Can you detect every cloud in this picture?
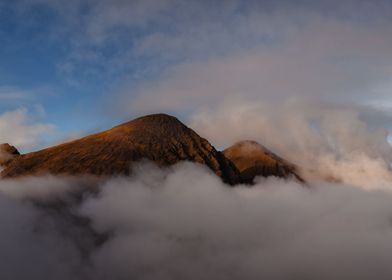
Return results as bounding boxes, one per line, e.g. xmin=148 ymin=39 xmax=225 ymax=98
xmin=12 ymin=0 xmax=392 ymax=98
xmin=0 ymin=107 xmax=55 ymax=151
xmin=0 ymin=142 xmax=391 ymax=280
xmin=8 ymin=1 xmax=392 ymax=130
xmin=0 ymin=87 xmax=32 ymax=102
xmin=114 ymin=16 xmax=392 ymax=116
xmin=189 ymin=99 xmax=392 ymax=189
xmin=79 ymin=163 xmax=392 ymax=280
xmin=1 ymin=161 xmax=392 ymax=280
xmin=0 ymin=177 xmax=86 ymax=280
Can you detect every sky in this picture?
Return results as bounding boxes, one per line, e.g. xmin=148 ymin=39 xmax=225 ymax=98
xmin=1 ymin=0 xmax=392 ymax=151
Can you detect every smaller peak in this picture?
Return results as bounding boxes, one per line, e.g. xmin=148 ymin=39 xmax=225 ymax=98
xmin=231 ymin=140 xmax=265 ymax=148
xmin=224 ymin=139 xmax=304 ymax=183
xmin=225 ymin=140 xmax=271 ymax=154
xmin=0 ymin=143 xmax=20 ymax=166
xmin=0 ymin=143 xmax=20 ymax=156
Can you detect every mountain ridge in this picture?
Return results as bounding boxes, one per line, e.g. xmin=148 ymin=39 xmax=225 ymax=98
xmin=0 ymin=114 xmax=241 ymax=184
xmin=1 ymin=114 xmax=302 ymax=185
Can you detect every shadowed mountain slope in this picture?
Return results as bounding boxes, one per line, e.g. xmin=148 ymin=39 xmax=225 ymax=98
xmin=1 ymin=114 xmax=240 ymax=184
xmin=223 ymin=140 xmax=304 ymax=184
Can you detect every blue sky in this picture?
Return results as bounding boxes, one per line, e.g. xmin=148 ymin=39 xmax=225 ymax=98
xmin=1 ymin=0 xmax=392 ymax=151
xmin=0 ymin=1 xmax=116 ymax=133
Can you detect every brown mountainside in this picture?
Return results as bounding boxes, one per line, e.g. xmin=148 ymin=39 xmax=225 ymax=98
xmin=1 ymin=114 xmax=240 ymax=184
xmin=223 ymin=140 xmax=303 ymax=184
xmin=0 ymin=143 xmax=20 ymax=166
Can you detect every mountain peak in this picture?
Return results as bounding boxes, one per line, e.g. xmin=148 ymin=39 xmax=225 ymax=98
xmin=1 ymin=114 xmax=241 ymax=184
xmin=118 ymin=113 xmax=183 ymax=128
xmin=133 ymin=113 xmax=182 ymax=123
xmin=111 ymin=113 xmax=191 ymax=139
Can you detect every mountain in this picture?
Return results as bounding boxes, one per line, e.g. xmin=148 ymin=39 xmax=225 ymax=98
xmin=0 ymin=114 xmax=241 ymax=185
xmin=0 ymin=143 xmax=20 ymax=166
xmin=223 ymin=140 xmax=303 ymax=184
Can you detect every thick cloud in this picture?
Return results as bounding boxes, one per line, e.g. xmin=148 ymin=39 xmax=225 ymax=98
xmin=0 ymin=177 xmax=85 ymax=280
xmin=1 ymin=161 xmax=392 ymax=280
xmin=80 ymin=163 xmax=392 ymax=280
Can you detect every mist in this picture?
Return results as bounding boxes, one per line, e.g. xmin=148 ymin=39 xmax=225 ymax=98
xmin=82 ymin=163 xmax=392 ymax=280
xmin=190 ymin=99 xmax=392 ymax=190
xmin=0 ymin=157 xmax=391 ymax=280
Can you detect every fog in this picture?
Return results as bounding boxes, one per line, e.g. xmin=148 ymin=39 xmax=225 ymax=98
xmin=0 ymin=159 xmax=391 ymax=280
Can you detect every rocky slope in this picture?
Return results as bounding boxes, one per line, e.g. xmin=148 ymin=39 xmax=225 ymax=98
xmin=223 ymin=140 xmax=303 ymax=184
xmin=0 ymin=143 xmax=20 ymax=166
xmin=0 ymin=114 xmax=241 ymax=184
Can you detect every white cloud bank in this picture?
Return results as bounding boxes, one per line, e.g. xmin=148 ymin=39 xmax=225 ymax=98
xmin=1 ymin=162 xmax=392 ymax=280
xmin=81 ymin=164 xmax=392 ymax=280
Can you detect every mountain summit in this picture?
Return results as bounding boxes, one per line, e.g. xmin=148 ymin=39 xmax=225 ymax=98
xmin=0 ymin=114 xmax=240 ymax=184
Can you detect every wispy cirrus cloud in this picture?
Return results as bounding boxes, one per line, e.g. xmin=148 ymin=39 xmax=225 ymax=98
xmin=0 ymin=86 xmax=32 ymax=102
xmin=15 ymin=0 xmax=392 ymax=89
xmin=4 ymin=0 xmax=392 ymax=149
xmin=113 ymin=17 xmax=392 ymax=115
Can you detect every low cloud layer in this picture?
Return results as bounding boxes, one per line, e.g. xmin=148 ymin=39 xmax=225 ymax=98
xmin=1 ymin=161 xmax=392 ymax=280
xmin=82 ymin=164 xmax=392 ymax=280
xmin=0 ymin=177 xmax=83 ymax=280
